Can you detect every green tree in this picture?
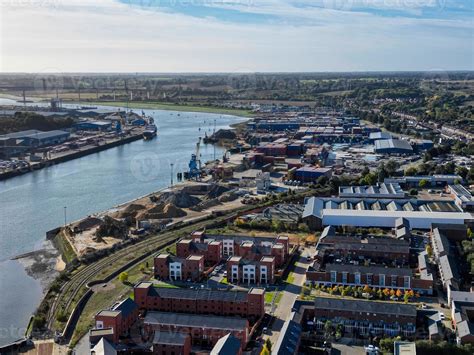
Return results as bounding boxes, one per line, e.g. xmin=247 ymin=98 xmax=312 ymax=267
xmin=119 ymin=271 xmax=129 ymax=283
xmin=467 ymin=228 xmax=474 ymax=239
xmin=317 ymin=175 xmax=328 ymax=186
xmin=324 ymin=320 xmax=333 ymax=339
xmin=265 ymin=339 xmax=272 ymax=352
xmin=418 ymin=179 xmax=428 ymax=188
xmin=426 ymin=244 xmax=433 ymax=258
xmin=385 ymin=159 xmax=399 ymax=176
xmin=379 ymin=337 xmax=401 ymax=352
xmin=405 ymin=166 xmax=418 ymax=176
xmin=260 ymin=345 xmax=270 ymax=355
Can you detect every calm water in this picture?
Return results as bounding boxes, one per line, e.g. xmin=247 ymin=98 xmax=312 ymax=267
xmin=0 ymin=100 xmax=246 ymax=346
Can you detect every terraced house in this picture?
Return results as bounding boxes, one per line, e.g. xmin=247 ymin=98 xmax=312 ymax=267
xmin=177 ymin=232 xmax=290 ymax=268
xmin=94 ymin=298 xmax=139 ymax=343
xmin=310 ymin=297 xmax=417 ymax=338
xmin=227 ymin=256 xmax=276 ymax=285
xmin=133 ymin=282 xmax=265 ymax=321
xmin=154 ymin=253 xmax=204 ymax=282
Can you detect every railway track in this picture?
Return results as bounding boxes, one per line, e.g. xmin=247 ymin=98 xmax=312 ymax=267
xmin=44 ymin=208 xmax=246 ymax=334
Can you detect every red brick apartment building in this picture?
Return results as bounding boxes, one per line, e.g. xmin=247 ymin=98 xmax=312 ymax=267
xmin=177 ymin=232 xmax=290 ymax=268
xmin=94 ymin=298 xmax=139 ymax=342
xmin=154 ymin=253 xmax=204 ymax=282
xmin=308 ymin=297 xmax=417 ymax=337
xmin=306 ymin=263 xmax=433 ymax=294
xmin=308 ymin=226 xmax=433 ymax=294
xmin=227 ymin=256 xmax=275 ymax=285
xmin=134 ymin=282 xmax=265 ymax=321
xmin=152 ymin=331 xmax=192 ymax=355
xmin=144 ymin=312 xmax=249 ymax=350
xmin=176 ymin=239 xmax=222 ymax=266
xmin=314 ymin=226 xmax=410 ymax=264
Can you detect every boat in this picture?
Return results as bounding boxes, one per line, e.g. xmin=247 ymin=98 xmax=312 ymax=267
xmin=143 ymin=124 xmax=157 ymax=140
xmin=79 ymin=106 xmax=98 ymax=110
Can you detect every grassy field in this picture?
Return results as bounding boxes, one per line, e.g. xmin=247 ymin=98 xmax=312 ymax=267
xmin=86 ymin=101 xmax=255 ymax=117
xmin=265 ymin=291 xmax=283 ymax=304
xmin=285 ymin=272 xmax=295 ymax=284
xmin=70 ymin=253 xmax=156 ymax=346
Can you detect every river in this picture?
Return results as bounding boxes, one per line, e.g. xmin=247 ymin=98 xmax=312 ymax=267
xmin=0 ymin=99 xmax=246 ymax=346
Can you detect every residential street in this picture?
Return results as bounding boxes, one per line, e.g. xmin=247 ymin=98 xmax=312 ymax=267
xmin=264 ymin=250 xmax=312 ymax=345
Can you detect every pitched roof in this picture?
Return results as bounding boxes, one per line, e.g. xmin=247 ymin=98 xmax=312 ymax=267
xmin=153 ymin=331 xmax=189 ymax=346
xmin=148 ymin=287 xmax=249 ymax=302
xmin=144 ymin=312 xmax=248 ymax=331
xmin=210 ymin=333 xmax=241 ymax=355
xmin=314 ymin=297 xmax=417 ymax=318
xmin=113 ymin=297 xmax=138 ymax=318
xmin=91 ymin=337 xmax=117 ymax=355
xmin=273 ymin=319 xmax=302 ymax=355
xmin=325 ymin=263 xmax=412 ymax=277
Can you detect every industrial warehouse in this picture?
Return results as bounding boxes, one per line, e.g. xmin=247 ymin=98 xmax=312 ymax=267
xmin=302 ymin=196 xmax=473 ymax=229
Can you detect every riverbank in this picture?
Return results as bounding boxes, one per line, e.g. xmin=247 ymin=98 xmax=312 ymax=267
xmin=0 ymin=128 xmax=144 ymax=181
xmin=0 ymin=107 xmax=246 ymax=348
xmin=84 ymin=100 xmax=255 ymax=117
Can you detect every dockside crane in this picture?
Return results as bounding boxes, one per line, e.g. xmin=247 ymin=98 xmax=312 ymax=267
xmin=188 ymin=137 xmax=202 ymax=180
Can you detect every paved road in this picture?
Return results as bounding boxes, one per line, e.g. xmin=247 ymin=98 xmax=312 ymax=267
xmin=265 ymin=250 xmax=312 ymax=345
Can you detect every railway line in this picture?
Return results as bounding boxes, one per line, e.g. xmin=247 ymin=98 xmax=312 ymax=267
xmin=43 ymin=207 xmax=249 ymax=337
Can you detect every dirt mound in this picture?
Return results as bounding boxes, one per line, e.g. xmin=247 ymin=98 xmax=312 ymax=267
xmin=151 ymin=190 xmax=201 ymax=208
xmin=114 ymin=203 xmax=147 ymax=219
xmin=124 ymin=203 xmax=147 ymax=213
xmin=218 ymin=190 xmax=239 ymax=203
xmin=136 ymin=203 xmax=187 ymax=220
xmin=212 ymin=129 xmax=236 ymax=140
xmin=147 ymin=203 xmax=167 ymax=214
xmin=75 ymin=217 xmax=102 ymax=231
xmin=205 ymin=184 xmax=231 ymax=199
xmin=191 ymin=198 xmax=221 ymax=212
xmin=162 ymin=203 xmax=187 ymax=218
xmin=95 ymin=216 xmax=128 ymax=240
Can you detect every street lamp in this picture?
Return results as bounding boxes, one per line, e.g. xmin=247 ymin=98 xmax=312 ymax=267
xmin=64 ymin=206 xmax=67 ymax=227
xmin=170 ymin=163 xmax=174 ymax=187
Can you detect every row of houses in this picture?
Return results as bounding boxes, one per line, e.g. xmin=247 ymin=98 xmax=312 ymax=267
xmin=91 ymin=283 xmax=266 ymax=353
xmin=176 ymin=232 xmax=290 ymax=268
xmin=306 ymin=226 xmax=434 ymax=295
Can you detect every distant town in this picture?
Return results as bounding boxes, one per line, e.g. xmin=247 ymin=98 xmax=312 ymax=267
xmin=0 ymin=72 xmax=473 ymax=355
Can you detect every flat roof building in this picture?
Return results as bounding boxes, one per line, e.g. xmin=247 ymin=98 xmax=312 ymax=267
xmin=374 ymin=139 xmax=413 ymax=154
xmin=0 ymin=129 xmax=70 ymax=148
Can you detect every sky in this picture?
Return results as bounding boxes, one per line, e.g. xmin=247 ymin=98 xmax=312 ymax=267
xmin=0 ymin=0 xmax=472 ymax=72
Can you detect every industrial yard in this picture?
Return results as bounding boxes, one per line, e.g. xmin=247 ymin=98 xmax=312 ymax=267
xmin=0 ymin=73 xmax=473 ymax=355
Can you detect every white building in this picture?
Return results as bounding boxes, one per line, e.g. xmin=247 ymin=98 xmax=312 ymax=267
xmin=302 ymin=197 xmax=473 ymax=230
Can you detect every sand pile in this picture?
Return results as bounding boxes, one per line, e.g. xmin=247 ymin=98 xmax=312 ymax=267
xmin=114 ymin=203 xmax=147 ymax=219
xmin=136 ymin=203 xmax=187 ymax=220
xmin=75 ymin=217 xmax=102 ymax=231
